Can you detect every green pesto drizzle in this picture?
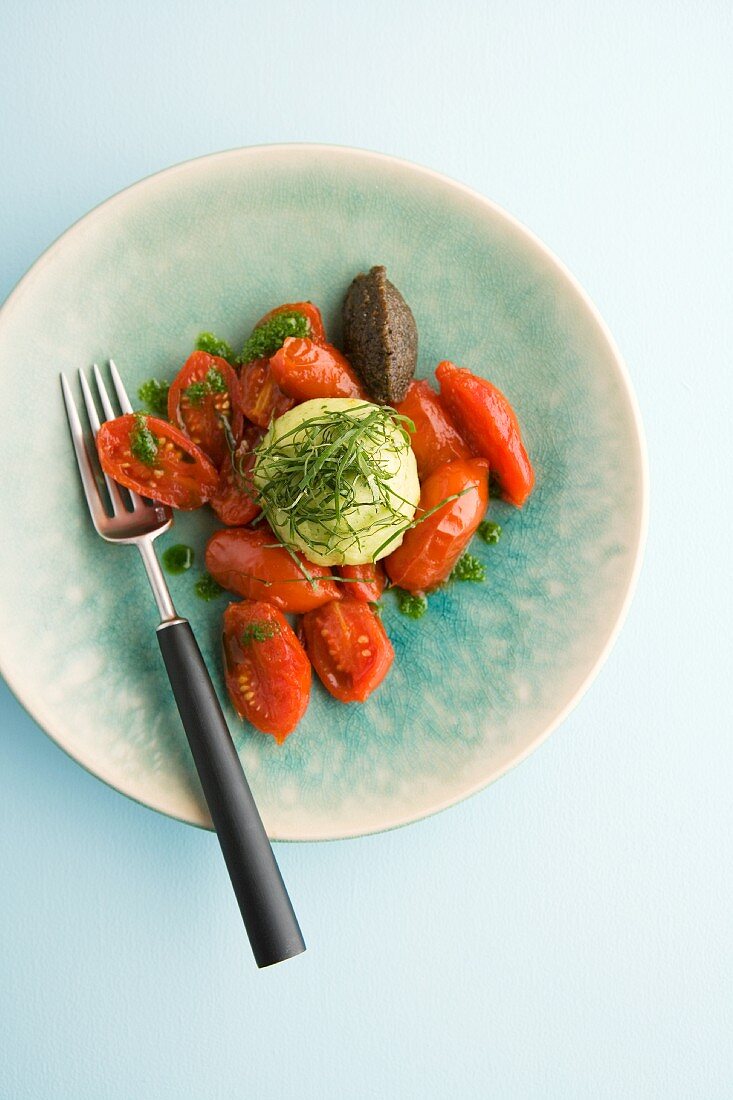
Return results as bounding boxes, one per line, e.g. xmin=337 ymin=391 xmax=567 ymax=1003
xmin=129 ymin=414 xmax=158 ymax=466
xmin=240 ymin=621 xmax=280 ymax=644
xmin=195 ymin=332 xmax=234 ymax=361
xmin=185 ymin=366 xmax=227 ymax=406
xmin=238 ymin=310 xmax=310 ymax=364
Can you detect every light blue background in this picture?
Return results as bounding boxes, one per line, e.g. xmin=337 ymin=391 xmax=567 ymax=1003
xmin=1 ymin=2 xmax=730 ymax=1097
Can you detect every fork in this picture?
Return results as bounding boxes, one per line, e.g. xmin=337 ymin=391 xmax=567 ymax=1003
xmin=61 ymin=361 xmax=306 ymax=969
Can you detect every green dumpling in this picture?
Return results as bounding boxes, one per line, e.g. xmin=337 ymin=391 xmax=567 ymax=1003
xmin=253 ymin=398 xmax=420 ymax=567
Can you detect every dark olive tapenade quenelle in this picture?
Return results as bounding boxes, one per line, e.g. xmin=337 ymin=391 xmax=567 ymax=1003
xmin=341 ymin=265 xmax=418 ymax=404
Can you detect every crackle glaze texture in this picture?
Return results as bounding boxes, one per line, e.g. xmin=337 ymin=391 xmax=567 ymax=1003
xmin=0 ymin=147 xmax=645 ymax=839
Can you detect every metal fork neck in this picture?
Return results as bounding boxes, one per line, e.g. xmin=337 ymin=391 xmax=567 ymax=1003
xmin=137 ymin=537 xmax=177 ymax=622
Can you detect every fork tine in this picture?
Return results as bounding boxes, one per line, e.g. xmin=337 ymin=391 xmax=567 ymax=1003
xmin=79 ymin=368 xmax=128 ymax=517
xmin=108 ymin=359 xmax=147 ymax=511
xmin=60 ymin=373 xmax=109 ymax=531
xmin=78 ymin=370 xmax=103 ymax=436
xmin=109 ymin=359 xmax=134 ymax=414
xmin=92 ymin=362 xmax=117 ymax=421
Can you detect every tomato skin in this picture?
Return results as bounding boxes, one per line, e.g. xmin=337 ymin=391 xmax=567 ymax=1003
xmin=210 ymin=424 xmax=263 ymax=527
xmin=435 ymin=360 xmax=534 ymax=507
xmin=385 ymin=458 xmax=489 ymax=592
xmin=222 ymin=601 xmax=311 ymax=741
xmin=395 ymin=379 xmax=471 ymax=480
xmin=339 ymin=561 xmax=386 ymax=603
xmin=97 ymin=414 xmax=218 ymax=510
xmin=256 ymin=301 xmax=326 ymax=344
xmin=205 ymin=527 xmax=342 ymax=613
xmin=269 ymin=338 xmax=366 ymax=401
xmin=167 ymin=351 xmax=242 ymax=467
xmin=237 ymin=358 xmax=295 ymax=428
xmin=302 ymin=599 xmax=394 ymax=703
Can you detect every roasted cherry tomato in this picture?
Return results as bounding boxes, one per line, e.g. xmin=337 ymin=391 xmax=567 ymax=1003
xmin=97 ymin=413 xmax=218 ymax=510
xmin=222 ymin=601 xmax=311 ymax=741
xmin=256 ymin=301 xmax=326 ymax=344
xmin=385 ymin=458 xmax=489 ymax=592
xmin=210 ymin=424 xmax=263 ymax=527
xmin=269 ymin=338 xmax=366 ymax=402
xmin=167 ymin=351 xmax=241 ymax=467
xmin=237 ymin=358 xmax=295 ymax=428
xmin=435 ymin=360 xmax=534 ymax=506
xmin=396 ymin=379 xmax=471 ymax=480
xmin=302 ymin=599 xmax=394 ymax=703
xmin=339 ymin=561 xmax=386 ymax=603
xmin=206 ymin=527 xmax=341 ymax=613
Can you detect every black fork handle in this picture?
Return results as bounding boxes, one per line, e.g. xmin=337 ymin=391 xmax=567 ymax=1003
xmin=156 ymin=618 xmax=305 ymax=968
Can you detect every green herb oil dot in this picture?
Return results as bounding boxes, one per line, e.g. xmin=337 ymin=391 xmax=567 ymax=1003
xmin=396 ymin=590 xmax=427 ymax=619
xmin=162 ymin=544 xmax=194 ymax=575
xmin=450 ymin=553 xmax=486 ymax=583
xmin=478 ymin=520 xmax=502 ymax=544
xmin=195 ymin=573 xmax=224 ymax=601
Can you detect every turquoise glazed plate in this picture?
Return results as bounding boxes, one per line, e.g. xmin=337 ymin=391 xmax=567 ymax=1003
xmin=0 ymin=146 xmax=647 ymax=840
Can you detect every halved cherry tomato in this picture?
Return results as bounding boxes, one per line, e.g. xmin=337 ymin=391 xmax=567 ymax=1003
xmin=206 ymin=527 xmax=341 ymax=613
xmin=396 ymin=379 xmax=471 ymax=479
xmin=237 ymin=358 xmax=295 ymax=428
xmin=385 ymin=457 xmax=489 ymax=592
xmin=167 ymin=351 xmax=241 ymax=467
xmin=256 ymin=301 xmax=326 ymax=344
xmin=339 ymin=561 xmax=386 ymax=603
xmin=97 ymin=414 xmax=218 ymax=510
xmin=435 ymin=360 xmax=534 ymax=507
xmin=222 ymin=601 xmax=311 ymax=741
xmin=269 ymin=338 xmax=366 ymax=402
xmin=210 ymin=424 xmax=263 ymax=527
xmin=302 ymin=599 xmax=394 ymax=703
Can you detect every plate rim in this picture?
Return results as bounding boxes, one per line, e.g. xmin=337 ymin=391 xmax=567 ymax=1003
xmin=0 ymin=142 xmax=650 ymax=841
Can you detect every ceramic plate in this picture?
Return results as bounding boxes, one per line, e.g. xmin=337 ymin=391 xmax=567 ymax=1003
xmin=0 ymin=146 xmax=647 ymax=840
